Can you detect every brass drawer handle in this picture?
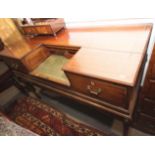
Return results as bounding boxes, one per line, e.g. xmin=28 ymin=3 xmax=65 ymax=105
xmin=87 ymin=83 xmax=102 ymax=96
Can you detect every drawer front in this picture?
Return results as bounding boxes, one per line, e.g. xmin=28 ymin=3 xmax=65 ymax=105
xmin=23 ymin=27 xmax=37 ymax=35
xmin=141 ymin=98 xmax=155 ymax=117
xmin=35 ymin=26 xmax=52 ymax=34
xmin=136 ymin=113 xmax=155 ymax=135
xmin=66 ymin=73 xmax=128 ymax=108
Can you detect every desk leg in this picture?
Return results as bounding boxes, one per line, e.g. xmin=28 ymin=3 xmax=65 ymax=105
xmin=123 ymin=119 xmax=130 ymax=136
xmin=13 ymin=77 xmax=41 ymax=99
xmin=25 ymin=82 xmax=42 ymax=99
xmin=13 ymin=77 xmax=29 ymax=96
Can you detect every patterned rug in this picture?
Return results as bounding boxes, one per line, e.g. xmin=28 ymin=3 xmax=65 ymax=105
xmin=0 ymin=112 xmax=37 ymax=136
xmin=7 ymin=97 xmax=112 ymax=136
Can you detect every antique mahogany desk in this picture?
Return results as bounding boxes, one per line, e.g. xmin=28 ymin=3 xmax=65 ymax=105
xmin=0 ymin=22 xmax=152 ymax=135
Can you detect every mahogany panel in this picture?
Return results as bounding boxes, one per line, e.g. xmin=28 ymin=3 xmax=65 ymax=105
xmin=141 ymin=98 xmax=155 ymax=117
xmin=145 ymin=79 xmax=155 ymax=100
xmin=22 ymin=46 xmax=50 ymax=71
xmin=150 ymin=62 xmax=155 ymax=79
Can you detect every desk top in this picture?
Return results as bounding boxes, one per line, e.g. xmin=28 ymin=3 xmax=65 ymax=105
xmin=28 ymin=24 xmax=151 ymax=53
xmin=0 ymin=21 xmax=152 ymax=86
xmin=63 ymin=47 xmax=144 ymax=86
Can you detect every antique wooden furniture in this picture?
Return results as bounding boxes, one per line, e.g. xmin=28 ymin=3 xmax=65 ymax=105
xmin=21 ymin=18 xmax=65 ymax=36
xmin=133 ymin=43 xmax=155 ymax=134
xmin=0 ymin=22 xmax=152 ymax=135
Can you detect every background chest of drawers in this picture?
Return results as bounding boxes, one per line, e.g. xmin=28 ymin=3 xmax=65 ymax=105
xmin=134 ymin=44 xmax=155 ymax=135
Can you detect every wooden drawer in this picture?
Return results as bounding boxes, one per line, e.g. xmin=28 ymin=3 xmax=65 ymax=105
xmin=22 ymin=27 xmax=37 ymax=35
xmin=135 ymin=113 xmax=155 ymax=135
xmin=66 ymin=72 xmax=128 ymax=108
xmin=35 ymin=26 xmax=52 ymax=35
xmin=22 ymin=46 xmax=50 ymax=72
xmin=141 ymin=98 xmax=155 ymax=117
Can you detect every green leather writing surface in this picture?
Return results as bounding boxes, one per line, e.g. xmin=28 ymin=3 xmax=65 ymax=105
xmin=31 ymin=55 xmax=70 ymax=86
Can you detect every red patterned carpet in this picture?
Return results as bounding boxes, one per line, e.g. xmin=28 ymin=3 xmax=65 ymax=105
xmin=7 ymin=97 xmax=112 ymax=136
